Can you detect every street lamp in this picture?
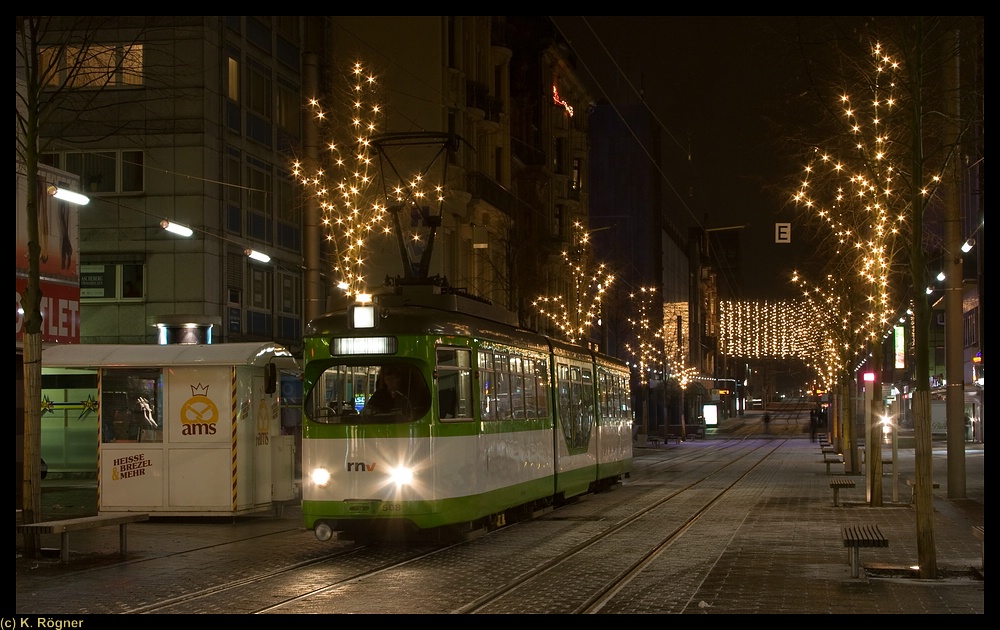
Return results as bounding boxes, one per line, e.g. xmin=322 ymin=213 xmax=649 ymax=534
xmin=160 ymin=220 xmax=193 ymax=237
xmin=47 ymin=185 xmax=89 ymax=206
xmin=245 ymin=249 xmax=271 ymax=263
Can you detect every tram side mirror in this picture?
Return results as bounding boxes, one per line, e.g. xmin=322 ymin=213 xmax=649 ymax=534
xmin=264 ymin=362 xmax=277 ymax=394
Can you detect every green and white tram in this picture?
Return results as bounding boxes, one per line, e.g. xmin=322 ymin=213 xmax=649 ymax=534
xmin=301 ymin=284 xmax=632 ymax=541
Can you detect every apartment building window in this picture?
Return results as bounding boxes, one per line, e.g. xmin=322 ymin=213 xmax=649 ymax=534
xmin=571 ymin=157 xmax=582 ymax=192
xmin=226 ymin=53 xmax=240 ymax=101
xmin=275 ymin=19 xmax=300 ymax=71
xmin=224 ymin=48 xmax=241 ymax=132
xmin=276 ymin=16 xmax=300 ymax=39
xmin=80 ymin=263 xmax=144 ymax=301
xmin=250 ymin=266 xmax=272 ymax=310
xmin=246 ymin=17 xmax=272 ymax=54
xmin=247 ymin=58 xmax=273 ymax=146
xmin=226 ymin=251 xmax=244 ymax=334
xmin=247 ymin=61 xmax=271 ymax=118
xmin=964 ymin=307 xmax=980 ymax=348
xmin=246 ymin=162 xmax=272 ymax=242
xmin=42 ymin=44 xmax=144 ymax=88
xmin=275 ymin=78 xmax=300 ymax=135
xmin=552 ymin=204 xmax=564 ymax=238
xmin=45 ymin=150 xmax=144 ymax=194
xmin=247 ymin=265 xmax=273 ymax=337
xmin=279 ymin=272 xmax=300 ymax=316
xmin=225 ymin=150 xmax=242 ymax=234
xmin=554 ymin=137 xmax=566 ymax=174
xmin=277 ymin=272 xmax=301 ymax=340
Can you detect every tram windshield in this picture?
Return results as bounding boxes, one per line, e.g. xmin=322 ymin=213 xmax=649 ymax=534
xmin=306 ymin=362 xmax=430 ymax=424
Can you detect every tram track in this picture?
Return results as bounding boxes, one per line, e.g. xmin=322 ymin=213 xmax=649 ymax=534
xmin=144 ymin=436 xmax=788 ymax=614
xmin=454 ymin=438 xmax=787 ymax=613
xmin=19 ymin=434 xmax=794 ymax=615
xmin=125 ymin=541 xmax=467 ymax=614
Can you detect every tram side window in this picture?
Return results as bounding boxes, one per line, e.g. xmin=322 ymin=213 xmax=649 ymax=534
xmin=599 ymin=371 xmax=610 ymax=419
xmin=479 ymin=351 xmax=496 ymax=421
xmin=494 ymin=353 xmax=511 ymax=419
xmin=519 ymin=356 xmax=536 ymax=418
xmin=436 ymin=347 xmax=472 ymax=420
xmin=618 ymin=373 xmax=631 ymax=418
xmin=509 ymin=355 xmax=526 ymax=418
xmin=580 ymin=368 xmax=594 ymax=437
xmin=101 ymin=368 xmax=163 ymax=443
xmin=557 ymin=363 xmax=573 ymax=444
xmin=533 ymin=358 xmax=550 ymax=417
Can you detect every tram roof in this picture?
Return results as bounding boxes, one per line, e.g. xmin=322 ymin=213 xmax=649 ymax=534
xmin=41 ymin=342 xmax=295 ymax=369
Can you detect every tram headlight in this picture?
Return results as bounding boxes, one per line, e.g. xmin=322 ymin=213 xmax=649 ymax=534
xmin=388 ymin=466 xmax=414 ymax=487
xmin=311 ymin=467 xmax=332 ymax=487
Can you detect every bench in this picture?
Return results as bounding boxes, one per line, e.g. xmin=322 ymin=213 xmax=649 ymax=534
xmin=829 ymin=477 xmax=856 ymax=506
xmin=972 ymin=525 xmax=984 ymax=571
xmin=842 ymin=524 xmax=889 ymax=578
xmin=663 ymin=434 xmax=682 ymax=444
xmin=905 ymin=478 xmax=940 ymax=504
xmin=823 ymin=453 xmax=845 ymax=475
xmin=16 ymin=512 xmax=149 ymax=563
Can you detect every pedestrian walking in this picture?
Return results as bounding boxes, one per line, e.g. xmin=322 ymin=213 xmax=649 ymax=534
xmin=762 ymin=412 xmax=771 ymax=434
xmin=809 ymin=409 xmax=818 ymax=442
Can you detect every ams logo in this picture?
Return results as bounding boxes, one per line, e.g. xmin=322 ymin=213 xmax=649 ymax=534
xmin=179 ymin=383 xmax=219 ymax=436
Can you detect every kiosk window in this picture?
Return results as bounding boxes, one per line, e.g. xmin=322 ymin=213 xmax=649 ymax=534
xmin=101 ymin=368 xmax=163 ymax=443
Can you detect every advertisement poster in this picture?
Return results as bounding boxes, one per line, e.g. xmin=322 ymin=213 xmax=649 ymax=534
xmin=15 ymin=164 xmax=81 ymax=345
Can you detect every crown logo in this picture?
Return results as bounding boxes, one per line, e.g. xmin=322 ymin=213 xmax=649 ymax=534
xmin=190 ymin=383 xmax=210 ymax=397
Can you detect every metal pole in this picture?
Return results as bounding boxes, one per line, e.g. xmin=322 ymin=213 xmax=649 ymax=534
xmin=864 ymin=379 xmax=872 ymax=503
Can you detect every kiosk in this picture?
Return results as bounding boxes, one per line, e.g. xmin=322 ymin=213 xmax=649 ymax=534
xmin=41 ymin=343 xmax=298 ymax=516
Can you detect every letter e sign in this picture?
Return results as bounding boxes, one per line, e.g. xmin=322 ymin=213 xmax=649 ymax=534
xmin=775 ymin=223 xmax=791 ymax=244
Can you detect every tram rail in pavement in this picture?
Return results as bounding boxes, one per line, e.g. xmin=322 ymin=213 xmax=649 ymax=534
xmin=16 ymin=414 xmax=984 ymax=615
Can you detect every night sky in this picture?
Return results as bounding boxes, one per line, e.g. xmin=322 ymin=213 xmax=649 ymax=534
xmin=550 ymin=16 xmax=849 ymax=302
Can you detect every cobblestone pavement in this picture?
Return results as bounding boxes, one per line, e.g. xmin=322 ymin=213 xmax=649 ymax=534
xmin=16 ymin=415 xmax=984 ymax=615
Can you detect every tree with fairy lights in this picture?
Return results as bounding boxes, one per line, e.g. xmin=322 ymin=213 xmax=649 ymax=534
xmin=788 ymin=20 xmax=983 ymax=578
xmin=623 ymin=286 xmax=699 ymax=441
xmin=789 ymin=269 xmax=879 ymax=469
xmin=532 ymin=221 xmax=614 ymax=345
xmin=292 ymin=62 xmax=393 ymax=301
xmin=623 ymin=287 xmax=661 ymax=440
xmin=793 ymin=43 xmax=917 ymax=509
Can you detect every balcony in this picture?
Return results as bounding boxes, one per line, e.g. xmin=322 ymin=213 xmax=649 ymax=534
xmin=466 ymin=81 xmax=501 ymax=129
xmin=467 ymin=171 xmax=517 ymax=216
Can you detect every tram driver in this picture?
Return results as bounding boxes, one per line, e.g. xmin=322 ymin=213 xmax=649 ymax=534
xmin=362 ymin=363 xmax=430 ymax=420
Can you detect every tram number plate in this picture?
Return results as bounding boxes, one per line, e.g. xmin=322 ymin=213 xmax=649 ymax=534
xmin=345 ymin=500 xmax=379 ymax=514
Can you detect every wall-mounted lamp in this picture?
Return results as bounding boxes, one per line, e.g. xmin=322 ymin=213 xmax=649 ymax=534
xmin=245 ymin=248 xmax=271 ymax=263
xmin=160 ymin=220 xmax=194 ymax=237
xmin=961 ymin=238 xmax=976 ymax=253
xmin=47 ymin=185 xmax=90 ymax=206
xmin=936 ymin=271 xmax=946 ymax=282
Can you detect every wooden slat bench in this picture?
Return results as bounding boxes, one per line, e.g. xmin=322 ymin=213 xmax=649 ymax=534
xmin=16 ymin=512 xmax=149 ymax=563
xmin=823 ymin=453 xmax=845 ymax=475
xmin=972 ymin=525 xmax=984 ymax=571
xmin=829 ymin=477 xmax=856 ymax=507
xmin=663 ymin=434 xmax=682 ymax=445
xmin=842 ymin=524 xmax=889 ymax=578
xmin=905 ymin=478 xmax=940 ymax=504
